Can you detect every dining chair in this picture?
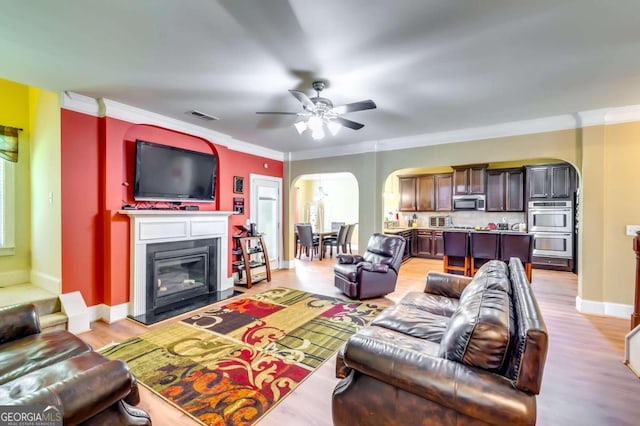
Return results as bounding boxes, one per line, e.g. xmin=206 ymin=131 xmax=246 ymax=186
xmin=331 ymin=221 xmax=346 ymax=231
xmin=500 ymin=233 xmax=534 ymax=282
xmin=344 ymin=223 xmax=357 ymax=254
xmin=324 ymin=224 xmax=349 ymax=257
xmin=442 ymin=231 xmax=470 ymax=276
xmin=469 ymin=232 xmax=500 ymax=275
xmin=295 ymin=224 xmax=319 ymax=260
xmin=294 ymin=222 xmax=311 ymax=257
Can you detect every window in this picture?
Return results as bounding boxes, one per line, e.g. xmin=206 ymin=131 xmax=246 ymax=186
xmin=0 ymin=159 xmax=15 ymax=255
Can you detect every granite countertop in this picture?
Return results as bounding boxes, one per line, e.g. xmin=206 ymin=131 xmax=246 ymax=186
xmin=384 ymin=227 xmax=530 ymax=234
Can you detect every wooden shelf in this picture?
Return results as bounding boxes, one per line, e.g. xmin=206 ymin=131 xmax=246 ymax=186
xmin=232 ymin=235 xmax=271 ymax=288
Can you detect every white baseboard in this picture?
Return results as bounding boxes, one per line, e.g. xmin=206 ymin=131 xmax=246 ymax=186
xmin=59 ymin=291 xmax=90 ymax=334
xmin=280 ymin=260 xmax=295 ymax=269
xmin=220 ymin=276 xmax=234 ymax=291
xmin=87 ymin=302 xmax=129 ymax=323
xmin=576 ymin=296 xmax=633 ymax=319
xmin=30 ymin=270 xmax=61 ymax=294
xmin=0 ymin=269 xmax=29 ymax=287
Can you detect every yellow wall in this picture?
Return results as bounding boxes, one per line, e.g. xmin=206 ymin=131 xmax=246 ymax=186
xmin=0 ymin=78 xmax=31 ymax=278
xmin=29 ymin=88 xmax=61 ymax=291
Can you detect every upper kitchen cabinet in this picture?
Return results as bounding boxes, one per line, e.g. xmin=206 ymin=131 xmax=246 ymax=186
xmin=399 ymin=176 xmax=417 ymax=211
xmin=486 ymin=168 xmax=524 ymax=211
xmin=398 ymin=173 xmax=451 ymax=212
xmin=526 ymin=163 xmax=575 ymax=200
xmin=452 ymin=164 xmax=487 ymax=195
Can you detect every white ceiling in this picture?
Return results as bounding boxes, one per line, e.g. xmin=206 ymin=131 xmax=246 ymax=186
xmin=1 ymin=0 xmax=640 ymax=155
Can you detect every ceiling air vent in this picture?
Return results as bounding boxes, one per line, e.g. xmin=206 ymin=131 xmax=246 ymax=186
xmin=187 ymin=110 xmax=219 ymax=121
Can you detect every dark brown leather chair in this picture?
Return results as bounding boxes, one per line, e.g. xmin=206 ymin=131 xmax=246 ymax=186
xmin=442 ymin=231 xmax=470 ymax=276
xmin=500 ymin=233 xmax=534 ymax=281
xmin=334 ymin=233 xmax=406 ymax=299
xmin=470 ymin=232 xmax=500 ymax=275
xmin=0 ymin=304 xmax=151 ymax=425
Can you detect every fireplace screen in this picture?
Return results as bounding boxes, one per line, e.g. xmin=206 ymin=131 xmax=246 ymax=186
xmin=155 ymin=253 xmax=207 ymax=300
xmin=146 ymin=239 xmax=218 ymax=313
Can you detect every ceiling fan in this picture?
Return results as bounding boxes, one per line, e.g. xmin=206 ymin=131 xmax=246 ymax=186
xmin=256 ymin=81 xmax=376 ymax=139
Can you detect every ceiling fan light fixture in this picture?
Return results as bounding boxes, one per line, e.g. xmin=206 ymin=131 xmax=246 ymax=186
xmin=327 ymin=120 xmax=341 ymax=136
xmin=312 ymin=127 xmax=325 ymax=140
xmin=307 ymin=115 xmax=323 ymax=132
xmin=294 ymin=121 xmax=307 ymax=134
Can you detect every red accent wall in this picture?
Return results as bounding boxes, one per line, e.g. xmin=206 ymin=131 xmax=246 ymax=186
xmin=61 ymin=110 xmax=283 ymax=307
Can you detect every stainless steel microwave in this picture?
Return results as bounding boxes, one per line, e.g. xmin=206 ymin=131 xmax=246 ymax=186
xmin=452 ymin=195 xmax=486 ymax=211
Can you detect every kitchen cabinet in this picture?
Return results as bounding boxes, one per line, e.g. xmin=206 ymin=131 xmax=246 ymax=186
xmin=399 ymin=230 xmax=415 ymax=261
xmin=415 ymin=230 xmax=444 ymax=259
xmin=398 ymin=176 xmax=417 ymax=211
xmin=526 ymin=163 xmax=574 ymax=200
xmin=452 ymin=164 xmax=487 ymax=195
xmin=398 ymin=174 xmax=451 ymax=212
xmin=434 ymin=174 xmax=453 ymax=211
xmin=486 ymin=168 xmax=524 ymax=211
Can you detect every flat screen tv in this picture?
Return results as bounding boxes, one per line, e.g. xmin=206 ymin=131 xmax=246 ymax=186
xmin=134 ymin=139 xmax=217 ymax=202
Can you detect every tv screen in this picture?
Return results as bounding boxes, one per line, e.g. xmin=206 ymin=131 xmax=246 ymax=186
xmin=134 ymin=140 xmax=217 ymax=202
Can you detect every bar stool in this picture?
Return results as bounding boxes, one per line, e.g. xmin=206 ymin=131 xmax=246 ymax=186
xmin=442 ymin=231 xmax=470 ymax=276
xmin=470 ymin=232 xmax=500 ymax=275
xmin=500 ymin=233 xmax=534 ymax=282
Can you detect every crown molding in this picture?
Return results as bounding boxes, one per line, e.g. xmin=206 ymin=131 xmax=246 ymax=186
xmin=61 ymin=92 xmax=285 ymax=161
xmin=290 ymin=104 xmax=640 ymax=161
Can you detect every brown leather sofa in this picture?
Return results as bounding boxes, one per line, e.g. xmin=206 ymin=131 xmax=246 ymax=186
xmin=334 ymin=233 xmax=406 ymax=299
xmin=0 ymin=303 xmax=151 ymax=425
xmin=333 ymin=258 xmax=548 ymax=426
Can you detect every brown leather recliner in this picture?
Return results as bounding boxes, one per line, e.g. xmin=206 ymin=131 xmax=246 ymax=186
xmin=334 ymin=233 xmax=406 ymax=299
xmin=0 ymin=303 xmax=151 ymax=425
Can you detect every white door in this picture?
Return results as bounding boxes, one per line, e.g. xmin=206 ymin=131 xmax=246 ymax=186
xmin=250 ymin=174 xmax=282 ymax=270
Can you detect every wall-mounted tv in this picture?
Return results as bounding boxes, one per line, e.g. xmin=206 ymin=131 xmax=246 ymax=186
xmin=134 ymin=139 xmax=217 ymax=203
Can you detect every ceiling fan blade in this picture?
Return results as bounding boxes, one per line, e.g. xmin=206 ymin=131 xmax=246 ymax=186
xmin=331 ymin=100 xmax=377 ymax=115
xmin=289 ymin=90 xmax=316 ymax=110
xmin=256 ymin=111 xmax=303 ymax=115
xmin=335 ymin=117 xmax=365 ymax=130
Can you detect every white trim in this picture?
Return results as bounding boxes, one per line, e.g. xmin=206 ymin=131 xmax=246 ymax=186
xmin=280 ymin=260 xmax=296 ymax=269
xmin=30 ymin=270 xmax=61 ymax=295
xmin=59 ymin=291 xmax=90 ymax=334
xmin=0 ymin=269 xmax=30 ymax=286
xmin=575 ymin=296 xmax=633 ymax=319
xmin=87 ymin=303 xmax=130 ymax=323
xmin=60 ymin=92 xmax=284 ymax=161
xmin=249 ymin=174 xmax=283 ymax=271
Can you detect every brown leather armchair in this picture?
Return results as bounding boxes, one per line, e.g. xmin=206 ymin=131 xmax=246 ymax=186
xmin=0 ymin=303 xmax=151 ymax=425
xmin=334 ymin=233 xmax=406 ymax=299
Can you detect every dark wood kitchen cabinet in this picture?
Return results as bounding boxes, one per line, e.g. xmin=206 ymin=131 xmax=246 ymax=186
xmin=398 ymin=174 xmax=451 ymax=212
xmin=400 ymin=229 xmax=415 ymax=261
xmin=415 ymin=230 xmax=444 ymax=259
xmin=452 ymin=164 xmax=487 ymax=195
xmin=526 ymin=163 xmax=574 ymax=200
xmin=486 ymin=168 xmax=524 ymax=212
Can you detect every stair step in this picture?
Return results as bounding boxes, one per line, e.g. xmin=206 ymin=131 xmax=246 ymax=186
xmin=0 ymin=283 xmax=60 ymax=316
xmin=40 ymin=312 xmax=68 ymax=332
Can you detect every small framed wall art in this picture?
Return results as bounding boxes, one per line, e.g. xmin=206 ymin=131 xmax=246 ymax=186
xmin=233 ymin=197 xmax=244 ymax=214
xmin=233 ymin=176 xmax=244 ymax=194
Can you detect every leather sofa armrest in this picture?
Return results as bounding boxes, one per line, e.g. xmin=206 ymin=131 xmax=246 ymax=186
xmin=337 ymin=254 xmax=364 ymax=264
xmin=0 ymin=304 xmax=40 ymax=345
xmin=424 ymin=271 xmax=473 ymax=299
xmin=343 ymin=333 xmax=536 ymax=425
xmin=359 ymin=262 xmax=389 ymax=273
xmin=9 ymin=360 xmax=135 ymax=425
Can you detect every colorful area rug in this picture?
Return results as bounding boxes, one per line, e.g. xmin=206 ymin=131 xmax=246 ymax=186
xmin=101 ymin=287 xmax=384 ymax=425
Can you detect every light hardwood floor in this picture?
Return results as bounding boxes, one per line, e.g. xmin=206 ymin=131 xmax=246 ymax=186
xmin=79 ymin=258 xmax=640 ymax=426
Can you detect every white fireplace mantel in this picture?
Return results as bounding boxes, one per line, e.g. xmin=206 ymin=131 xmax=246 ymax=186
xmin=119 ymin=210 xmax=235 ymax=316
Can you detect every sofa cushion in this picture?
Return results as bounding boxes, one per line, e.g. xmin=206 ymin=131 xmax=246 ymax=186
xmin=399 ymin=291 xmax=460 ymax=318
xmin=334 ymin=263 xmax=358 ymax=282
xmin=439 ymin=286 xmax=514 ymax=372
xmin=371 ymin=303 xmax=450 ymax=343
xmin=0 ymin=330 xmax=92 ymax=385
xmin=459 ymin=260 xmax=511 ymax=304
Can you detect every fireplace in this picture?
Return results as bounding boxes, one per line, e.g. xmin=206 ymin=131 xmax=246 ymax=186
xmin=120 ymin=210 xmax=236 ymax=324
xmin=147 ymin=239 xmax=218 ymax=314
